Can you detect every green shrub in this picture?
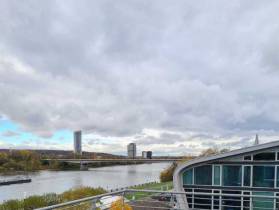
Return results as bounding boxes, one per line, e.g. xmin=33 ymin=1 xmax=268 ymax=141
xmin=61 ymin=187 xmax=107 ymax=201
xmin=0 ymin=187 xmax=107 ymax=210
xmin=0 ymin=199 xmax=23 ymax=210
xmin=23 ymin=195 xmax=49 ymax=210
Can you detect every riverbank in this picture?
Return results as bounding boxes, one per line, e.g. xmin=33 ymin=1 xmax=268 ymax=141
xmin=0 ymin=181 xmax=173 ymax=210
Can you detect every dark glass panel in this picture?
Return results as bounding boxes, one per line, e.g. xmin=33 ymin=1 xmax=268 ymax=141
xmin=183 ymin=169 xmax=193 ymax=185
xmin=214 ymin=165 xmax=220 ymax=185
xmin=222 ymin=190 xmax=241 ymax=210
xmin=213 ymin=190 xmax=220 ymax=210
xmin=244 ymin=155 xmax=251 ymax=160
xmin=253 ymin=192 xmax=274 ymax=209
xmin=223 ymin=166 xmax=242 ymax=186
xmin=253 ymin=166 xmax=274 ymax=188
xmin=243 ymin=192 xmax=251 ymax=210
xmin=243 ymin=166 xmax=251 ymax=187
xmin=194 ymin=165 xmax=212 ymax=185
xmin=194 ymin=189 xmax=211 ymax=209
xmin=184 ymin=188 xmax=193 ymax=208
xmin=253 ymin=152 xmax=275 ymax=161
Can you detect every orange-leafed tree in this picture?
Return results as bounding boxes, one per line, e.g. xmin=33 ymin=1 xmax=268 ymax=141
xmin=110 ymin=199 xmax=132 ymax=210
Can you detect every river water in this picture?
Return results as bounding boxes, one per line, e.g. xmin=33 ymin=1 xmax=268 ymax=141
xmin=0 ymin=163 xmax=170 ymax=203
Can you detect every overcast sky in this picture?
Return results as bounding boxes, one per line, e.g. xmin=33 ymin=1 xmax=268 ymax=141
xmin=1 ymin=0 xmax=279 ymax=155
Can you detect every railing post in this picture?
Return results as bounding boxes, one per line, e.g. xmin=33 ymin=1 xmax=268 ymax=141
xmin=170 ymin=193 xmax=175 ymax=209
xmin=122 ymin=191 xmax=125 ymax=210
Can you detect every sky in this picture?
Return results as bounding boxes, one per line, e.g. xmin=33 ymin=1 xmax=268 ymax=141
xmin=1 ymin=0 xmax=279 ymax=155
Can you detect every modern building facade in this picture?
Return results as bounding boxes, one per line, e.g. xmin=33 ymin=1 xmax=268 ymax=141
xmin=74 ymin=130 xmax=82 ymax=155
xmin=127 ymin=143 xmax=136 ymax=159
xmin=174 ymin=141 xmax=279 ymax=210
xmin=147 ymin=151 xmax=152 ymax=159
xmin=142 ymin=151 xmax=147 ymax=158
xmin=142 ymin=151 xmax=152 ymax=159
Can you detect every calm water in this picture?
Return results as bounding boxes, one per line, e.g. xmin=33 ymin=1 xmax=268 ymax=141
xmin=0 ymin=163 xmax=170 ymax=203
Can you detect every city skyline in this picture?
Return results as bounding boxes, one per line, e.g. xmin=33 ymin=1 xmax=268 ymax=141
xmin=1 ymin=1 xmax=279 ymax=155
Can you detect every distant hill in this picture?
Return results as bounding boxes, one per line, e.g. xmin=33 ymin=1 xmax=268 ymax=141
xmin=0 ymin=149 xmax=125 ymax=159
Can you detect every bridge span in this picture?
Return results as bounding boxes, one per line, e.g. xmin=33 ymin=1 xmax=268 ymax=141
xmin=43 ymin=158 xmax=182 ymax=164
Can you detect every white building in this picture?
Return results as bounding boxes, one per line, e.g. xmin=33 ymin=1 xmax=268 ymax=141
xmin=127 ymin=143 xmax=136 ymax=159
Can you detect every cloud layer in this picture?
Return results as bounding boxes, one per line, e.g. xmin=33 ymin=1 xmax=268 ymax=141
xmin=1 ymin=0 xmax=279 ymax=154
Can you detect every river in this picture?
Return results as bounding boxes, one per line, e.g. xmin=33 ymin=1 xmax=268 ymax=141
xmin=0 ymin=163 xmax=170 ymax=203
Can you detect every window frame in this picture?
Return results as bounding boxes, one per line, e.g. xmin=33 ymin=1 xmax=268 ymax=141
xmin=242 ymin=165 xmax=252 ymax=187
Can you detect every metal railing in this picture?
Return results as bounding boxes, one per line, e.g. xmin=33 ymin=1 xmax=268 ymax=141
xmin=35 ymin=189 xmax=279 ymax=210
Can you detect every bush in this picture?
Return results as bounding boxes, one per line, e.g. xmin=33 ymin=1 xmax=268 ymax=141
xmin=61 ymin=187 xmax=107 ymax=201
xmin=23 ymin=195 xmax=49 ymax=210
xmin=0 ymin=187 xmax=106 ymax=210
xmin=0 ymin=199 xmax=23 ymax=210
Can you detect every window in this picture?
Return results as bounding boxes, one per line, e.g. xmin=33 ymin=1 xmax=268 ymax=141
xmin=213 ymin=165 xmax=221 ymax=185
xmin=194 ymin=165 xmax=212 ymax=185
xmin=243 ymin=166 xmax=251 ymax=187
xmin=244 ymin=155 xmax=252 ymax=160
xmin=222 ymin=165 xmax=242 ymax=186
xmin=253 ymin=152 xmax=275 ymax=161
xmin=183 ymin=168 xmax=193 ymax=185
xmin=253 ymin=166 xmax=275 ymax=188
xmin=277 ymin=166 xmax=279 ymax=188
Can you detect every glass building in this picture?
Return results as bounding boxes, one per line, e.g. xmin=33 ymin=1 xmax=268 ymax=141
xmin=174 ymin=141 xmax=279 ymax=210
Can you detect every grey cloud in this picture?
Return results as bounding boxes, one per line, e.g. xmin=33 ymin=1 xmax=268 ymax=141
xmin=0 ymin=0 xmax=279 ymax=150
xmin=135 ymin=132 xmax=183 ymax=145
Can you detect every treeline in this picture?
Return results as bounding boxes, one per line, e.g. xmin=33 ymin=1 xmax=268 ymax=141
xmin=0 ymin=150 xmax=42 ymax=173
xmin=0 ymin=187 xmax=106 ymax=210
xmin=0 ymin=150 xmax=81 ymax=173
xmin=160 ymin=147 xmax=230 ymax=182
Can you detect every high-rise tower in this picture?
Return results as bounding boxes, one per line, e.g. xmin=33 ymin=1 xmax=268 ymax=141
xmin=127 ymin=143 xmax=136 ymax=159
xmin=74 ymin=131 xmax=82 ymax=155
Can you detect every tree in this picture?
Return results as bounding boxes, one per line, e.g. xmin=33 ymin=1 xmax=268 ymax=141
xmin=199 ymin=147 xmax=230 ymax=157
xmin=160 ymin=163 xmax=177 ymax=182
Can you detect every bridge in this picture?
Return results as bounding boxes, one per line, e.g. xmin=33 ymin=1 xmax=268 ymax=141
xmin=43 ymin=158 xmax=182 ymax=164
xmin=43 ymin=158 xmax=182 ymax=170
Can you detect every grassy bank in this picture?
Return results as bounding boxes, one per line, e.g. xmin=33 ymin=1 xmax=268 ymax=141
xmin=126 ymin=181 xmax=173 ymax=200
xmin=0 ymin=187 xmax=107 ymax=210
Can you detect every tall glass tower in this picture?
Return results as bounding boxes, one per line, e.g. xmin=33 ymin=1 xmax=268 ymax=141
xmin=74 ymin=130 xmax=82 ymax=155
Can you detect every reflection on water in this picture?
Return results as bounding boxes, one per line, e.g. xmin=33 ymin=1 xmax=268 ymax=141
xmin=0 ymin=163 xmax=170 ymax=203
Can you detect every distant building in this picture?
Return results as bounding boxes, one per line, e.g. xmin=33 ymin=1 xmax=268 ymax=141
xmin=74 ymin=131 xmax=82 ymax=155
xmin=142 ymin=151 xmax=152 ymax=159
xmin=146 ymin=151 xmax=152 ymax=159
xmin=127 ymin=143 xmax=136 ymax=159
xmin=142 ymin=151 xmax=147 ymax=158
